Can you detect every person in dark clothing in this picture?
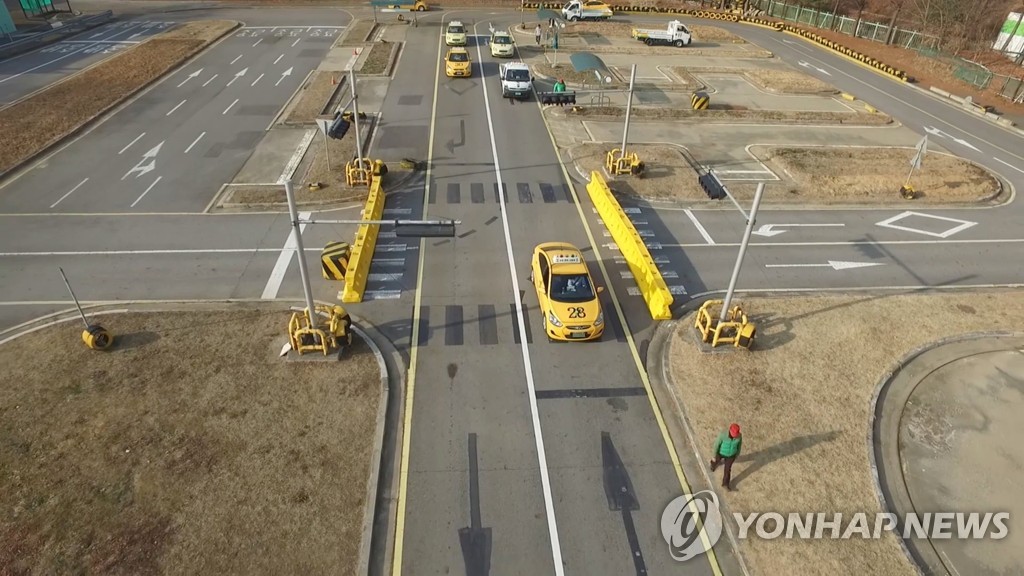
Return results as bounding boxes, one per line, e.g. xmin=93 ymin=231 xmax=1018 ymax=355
xmin=710 ymin=423 xmax=742 ymax=491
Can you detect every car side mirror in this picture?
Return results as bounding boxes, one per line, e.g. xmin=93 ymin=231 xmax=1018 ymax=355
xmin=597 ymin=286 xmax=605 ymax=294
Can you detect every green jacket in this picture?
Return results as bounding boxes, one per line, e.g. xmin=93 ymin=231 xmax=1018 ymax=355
xmin=553 ymin=81 xmax=566 ymax=92
xmin=713 ymin=431 xmax=742 ymax=458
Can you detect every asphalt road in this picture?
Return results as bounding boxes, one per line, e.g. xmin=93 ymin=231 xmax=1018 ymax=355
xmin=0 ymin=22 xmax=346 ymax=214
xmin=0 ymin=19 xmax=176 ymax=107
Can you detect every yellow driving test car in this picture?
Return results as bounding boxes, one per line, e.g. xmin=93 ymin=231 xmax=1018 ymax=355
xmin=529 ymin=242 xmax=605 ymax=342
xmin=444 ymin=47 xmax=471 ymax=77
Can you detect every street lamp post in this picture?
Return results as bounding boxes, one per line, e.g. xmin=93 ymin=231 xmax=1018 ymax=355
xmin=283 ymin=179 xmax=318 ymax=320
xmin=720 ymin=182 xmax=765 ymax=321
xmin=349 ymin=68 xmax=364 ymax=168
xmin=619 ymin=63 xmax=636 ymax=160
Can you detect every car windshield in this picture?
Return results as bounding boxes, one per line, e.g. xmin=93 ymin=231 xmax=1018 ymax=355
xmin=493 ymin=36 xmax=512 ymax=44
xmin=449 ymin=52 xmax=468 ymax=62
xmin=550 ymin=273 xmax=595 ymax=302
xmin=448 ymin=25 xmax=464 ymax=34
xmin=506 ymin=69 xmax=530 ymax=81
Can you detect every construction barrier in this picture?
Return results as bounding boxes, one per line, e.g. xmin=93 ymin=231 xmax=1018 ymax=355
xmin=321 ymin=241 xmax=352 ymax=280
xmin=586 ymin=171 xmax=673 ymax=320
xmin=288 ymin=304 xmax=353 ymax=356
xmin=605 ymin=148 xmax=644 ymax=176
xmin=694 ymin=299 xmax=755 ymax=349
xmin=341 ymin=175 xmax=386 ymax=303
xmin=82 ymin=324 xmax=114 ymax=350
xmin=691 ymin=91 xmax=710 ymax=110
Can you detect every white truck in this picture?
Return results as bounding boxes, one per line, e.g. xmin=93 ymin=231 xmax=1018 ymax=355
xmin=631 ymin=20 xmax=693 ymax=47
xmin=561 ymin=0 xmax=613 ymax=22
xmin=498 ymin=61 xmax=534 ymax=99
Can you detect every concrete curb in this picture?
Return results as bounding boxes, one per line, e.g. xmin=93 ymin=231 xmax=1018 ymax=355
xmin=867 ymin=330 xmax=1024 ymax=576
xmin=0 ymin=300 xmax=397 ymax=576
xmin=0 ymin=19 xmax=243 ymax=184
xmin=647 ymin=296 xmax=752 ymax=576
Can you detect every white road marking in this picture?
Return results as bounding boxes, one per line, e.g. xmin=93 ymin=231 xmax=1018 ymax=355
xmin=684 ymin=209 xmax=715 ymax=244
xmin=994 ymin=157 xmax=1024 ymax=175
xmin=274 ymin=54 xmax=284 ymax=64
xmin=223 ymin=98 xmax=239 ymax=115
xmin=653 ymin=238 xmax=1024 ymax=248
xmin=363 ymin=290 xmax=402 ymax=300
xmin=130 ymin=176 xmax=162 ymax=208
xmin=280 ymin=130 xmax=316 ymax=182
xmin=251 ymin=73 xmax=265 ymax=87
xmin=49 ymin=178 xmax=88 ymax=208
xmin=875 ymin=211 xmax=977 ymax=238
xmin=165 ymin=99 xmax=186 ymax=116
xmin=473 ymin=27 xmax=565 ymax=576
xmin=184 ymin=132 xmax=206 ymax=154
xmin=262 ymin=211 xmax=312 ymax=299
xmin=202 ymin=73 xmax=218 ymax=87
xmin=118 ymin=132 xmax=145 ymax=155
xmin=231 ymin=54 xmax=243 ymax=64
xmin=252 ymin=38 xmax=262 ymax=48
xmin=291 ymin=38 xmax=301 ymax=47
xmin=0 ymin=23 xmax=146 ymax=85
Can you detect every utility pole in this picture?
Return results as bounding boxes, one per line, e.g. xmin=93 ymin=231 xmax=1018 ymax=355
xmin=284 ymin=179 xmax=317 ymax=319
xmin=619 ymin=63 xmax=636 ymax=161
xmin=349 ymin=68 xmax=364 ymax=168
xmin=720 ymin=182 xmax=765 ymax=321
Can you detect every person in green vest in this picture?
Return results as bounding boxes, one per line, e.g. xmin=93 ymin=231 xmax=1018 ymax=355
xmin=553 ymin=78 xmax=566 ymax=92
xmin=710 ymin=423 xmax=742 ymax=491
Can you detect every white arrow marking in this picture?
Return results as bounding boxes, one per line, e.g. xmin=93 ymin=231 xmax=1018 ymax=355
xmin=924 ymin=125 xmax=947 ymax=138
xmin=121 ymin=141 xmax=164 ymax=180
xmin=226 ymin=67 xmax=248 ymax=87
xmin=798 ymin=60 xmax=831 ymax=76
xmin=951 ymin=136 xmax=980 ymax=151
xmin=781 ymin=39 xmax=796 ymax=44
xmin=176 ymin=68 xmax=203 ymax=87
xmin=923 ymin=126 xmax=979 ymax=151
xmin=752 ymin=223 xmax=845 ymax=237
xmin=765 ymin=261 xmax=885 ymax=270
xmin=275 ymin=66 xmax=293 ymax=86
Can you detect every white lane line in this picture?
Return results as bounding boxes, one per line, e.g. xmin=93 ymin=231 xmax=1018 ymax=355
xmin=0 ymin=23 xmax=146 ymax=85
xmin=223 ymin=98 xmax=239 ymax=115
xmin=49 ymin=178 xmax=89 ymax=208
xmin=994 ymin=157 xmax=1024 ymax=175
xmin=291 ymin=38 xmax=301 ymax=47
xmin=250 ymin=73 xmax=265 ymax=87
xmin=230 ymin=54 xmax=243 ymax=64
xmin=89 ymin=31 xmax=104 ymax=38
xmin=202 ymin=73 xmax=218 ymax=87
xmin=0 ymin=248 xmax=329 ymax=256
xmin=252 ymin=38 xmax=262 ymax=48
xmin=118 ymin=132 xmax=145 ymax=155
xmin=274 ymin=54 xmax=284 ymax=64
xmin=684 ymin=209 xmax=715 ymax=245
xmin=130 ymin=176 xmax=162 ymax=208
xmin=184 ymin=132 xmax=206 ymax=154
xmin=165 ymin=99 xmax=186 ymax=116
xmin=473 ymin=28 xmax=565 ymax=576
xmin=262 ymin=211 xmax=311 ymax=299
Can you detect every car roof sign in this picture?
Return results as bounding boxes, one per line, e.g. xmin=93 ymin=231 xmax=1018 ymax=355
xmin=551 ymin=253 xmax=581 ymax=264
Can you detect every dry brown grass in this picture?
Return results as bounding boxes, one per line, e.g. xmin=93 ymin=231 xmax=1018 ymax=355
xmin=561 ymin=106 xmax=890 ymax=125
xmin=668 ymin=291 xmax=1024 ymax=576
xmin=360 ymin=41 xmax=397 ymax=76
xmin=0 ymin=20 xmax=237 ymax=175
xmin=339 ymin=20 xmax=377 ymax=46
xmin=284 ymin=71 xmax=346 ymax=125
xmin=764 ymin=146 xmax=1001 ymax=203
xmin=571 ymin=143 xmax=707 ymax=201
xmin=0 ymin=309 xmax=380 ymax=575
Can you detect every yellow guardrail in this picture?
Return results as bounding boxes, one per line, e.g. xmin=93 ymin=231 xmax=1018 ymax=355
xmin=341 ymin=174 xmax=385 ymax=303
xmin=586 ymin=171 xmax=673 ymax=320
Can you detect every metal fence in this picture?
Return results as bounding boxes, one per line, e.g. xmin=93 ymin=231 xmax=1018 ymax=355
xmin=996 ymin=74 xmax=1024 ymax=103
xmin=752 ymin=0 xmax=940 ymax=51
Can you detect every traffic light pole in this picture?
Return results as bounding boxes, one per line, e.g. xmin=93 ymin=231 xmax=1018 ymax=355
xmin=720 ymin=181 xmax=765 ymax=322
xmin=349 ymin=68 xmax=364 ymax=168
xmin=619 ymin=63 xmax=636 ymax=160
xmin=284 ymin=179 xmax=318 ymax=320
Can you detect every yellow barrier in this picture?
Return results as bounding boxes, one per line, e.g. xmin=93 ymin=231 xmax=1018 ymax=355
xmin=341 ymin=175 xmax=386 ymax=303
xmin=586 ymin=171 xmax=672 ymax=320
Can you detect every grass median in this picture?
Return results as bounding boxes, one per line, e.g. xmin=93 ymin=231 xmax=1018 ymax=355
xmin=0 ymin=308 xmax=381 ymax=574
xmin=0 ymin=20 xmax=238 ymax=176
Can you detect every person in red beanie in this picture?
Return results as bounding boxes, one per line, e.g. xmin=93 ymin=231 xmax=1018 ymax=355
xmin=710 ymin=423 xmax=742 ymax=491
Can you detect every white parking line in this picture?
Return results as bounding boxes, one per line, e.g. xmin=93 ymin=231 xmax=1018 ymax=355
xmin=684 ymin=209 xmax=715 ymax=245
xmin=118 ymin=132 xmax=145 ymax=155
xmin=49 ymin=178 xmax=88 ymax=208
xmin=184 ymin=132 xmax=206 ymax=154
xmin=130 ymin=176 xmax=162 ymax=208
xmin=262 ymin=212 xmax=311 ymax=299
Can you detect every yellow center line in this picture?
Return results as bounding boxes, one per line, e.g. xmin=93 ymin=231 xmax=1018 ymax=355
xmin=535 ymin=99 xmax=724 ymax=576
xmin=390 ymin=14 xmax=447 ymax=576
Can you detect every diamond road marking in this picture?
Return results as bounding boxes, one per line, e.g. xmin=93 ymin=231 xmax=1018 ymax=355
xmin=875 ymin=210 xmax=978 ymax=238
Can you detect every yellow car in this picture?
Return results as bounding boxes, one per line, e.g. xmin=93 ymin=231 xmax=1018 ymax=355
xmin=445 ymin=47 xmax=471 ymax=77
xmin=445 ymin=20 xmax=467 ymax=46
xmin=529 ymin=242 xmax=605 ymax=341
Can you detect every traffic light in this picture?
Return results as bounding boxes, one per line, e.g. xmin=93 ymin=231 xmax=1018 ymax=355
xmin=328 ymin=112 xmax=350 ymax=140
xmin=698 ymin=172 xmax=726 ymax=200
xmin=539 ymin=91 xmax=576 ymax=106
